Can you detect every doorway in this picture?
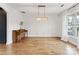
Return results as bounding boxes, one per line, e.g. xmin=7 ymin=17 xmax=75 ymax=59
xmin=0 ymin=7 xmax=7 ymax=43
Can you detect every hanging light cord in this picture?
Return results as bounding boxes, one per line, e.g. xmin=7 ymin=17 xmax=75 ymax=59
xmin=44 ymin=6 xmax=45 ymax=17
xmin=37 ymin=5 xmax=46 ymax=17
xmin=38 ymin=6 xmax=39 ymax=16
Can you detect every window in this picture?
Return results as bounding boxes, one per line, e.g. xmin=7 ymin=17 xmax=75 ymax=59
xmin=68 ymin=16 xmax=73 ymax=26
xmin=67 ymin=12 xmax=79 ymax=37
xmin=76 ymin=15 xmax=79 ymax=25
xmin=67 ymin=15 xmax=74 ymax=36
xmin=76 ymin=13 xmax=79 ymax=37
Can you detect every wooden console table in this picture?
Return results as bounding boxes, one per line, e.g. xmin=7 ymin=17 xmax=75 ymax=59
xmin=12 ymin=29 xmax=28 ymax=43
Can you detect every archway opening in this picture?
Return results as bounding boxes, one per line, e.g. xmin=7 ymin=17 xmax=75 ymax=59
xmin=0 ymin=7 xmax=7 ymax=43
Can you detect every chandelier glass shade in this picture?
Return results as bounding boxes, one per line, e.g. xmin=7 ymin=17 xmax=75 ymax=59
xmin=36 ymin=17 xmax=48 ymax=21
xmin=36 ymin=5 xmax=48 ymax=21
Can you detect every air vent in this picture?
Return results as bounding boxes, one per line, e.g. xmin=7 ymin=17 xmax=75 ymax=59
xmin=21 ymin=11 xmax=26 ymax=14
xmin=60 ymin=4 xmax=64 ymax=7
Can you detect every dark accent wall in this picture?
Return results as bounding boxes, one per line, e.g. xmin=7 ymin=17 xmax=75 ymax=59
xmin=0 ymin=7 xmax=7 ymax=43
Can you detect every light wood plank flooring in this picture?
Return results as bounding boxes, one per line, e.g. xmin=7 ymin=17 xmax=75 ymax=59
xmin=0 ymin=37 xmax=79 ymax=55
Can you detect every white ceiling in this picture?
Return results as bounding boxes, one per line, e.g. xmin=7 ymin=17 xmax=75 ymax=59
xmin=7 ymin=3 xmax=75 ymax=14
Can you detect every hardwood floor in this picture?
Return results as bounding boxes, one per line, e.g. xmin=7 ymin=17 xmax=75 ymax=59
xmin=0 ymin=37 xmax=79 ymax=55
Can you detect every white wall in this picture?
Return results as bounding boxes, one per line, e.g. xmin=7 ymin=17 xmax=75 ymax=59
xmin=22 ymin=13 xmax=62 ymax=37
xmin=0 ymin=3 xmax=62 ymax=45
xmin=0 ymin=3 xmax=24 ymax=44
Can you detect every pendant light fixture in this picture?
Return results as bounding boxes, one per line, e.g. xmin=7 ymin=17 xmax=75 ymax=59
xmin=36 ymin=5 xmax=48 ymax=21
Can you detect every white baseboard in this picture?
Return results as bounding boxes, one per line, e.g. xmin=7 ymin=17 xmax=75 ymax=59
xmin=6 ymin=41 xmax=12 ymax=45
xmin=27 ymin=35 xmax=61 ymax=37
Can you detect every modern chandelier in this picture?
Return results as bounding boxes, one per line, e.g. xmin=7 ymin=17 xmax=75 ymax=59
xmin=36 ymin=5 xmax=48 ymax=21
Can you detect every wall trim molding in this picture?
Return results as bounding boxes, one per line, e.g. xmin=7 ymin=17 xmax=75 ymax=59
xmin=27 ymin=35 xmax=61 ymax=37
xmin=6 ymin=41 xmax=12 ymax=45
xmin=26 ymin=37 xmax=61 ymax=38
